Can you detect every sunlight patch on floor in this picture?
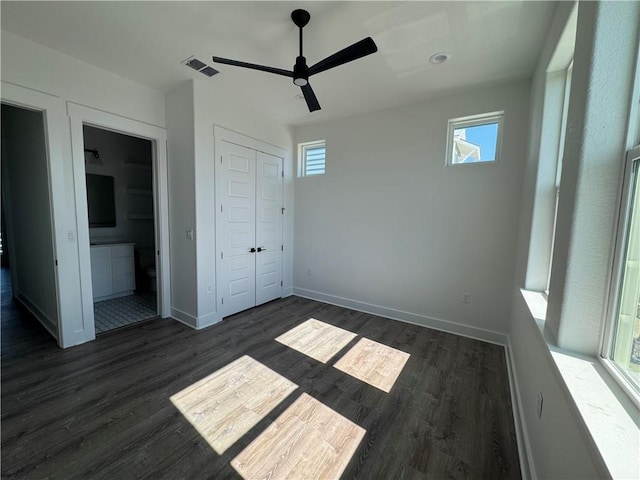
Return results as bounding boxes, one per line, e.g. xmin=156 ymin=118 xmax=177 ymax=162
xmin=275 ymin=318 xmax=357 ymax=363
xmin=170 ymin=355 xmax=297 ymax=454
xmin=334 ymin=338 xmax=410 ymax=393
xmin=231 ymin=392 xmax=365 ymax=480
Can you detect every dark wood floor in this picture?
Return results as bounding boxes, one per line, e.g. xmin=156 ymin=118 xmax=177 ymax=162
xmin=1 ymin=272 xmax=521 ymax=479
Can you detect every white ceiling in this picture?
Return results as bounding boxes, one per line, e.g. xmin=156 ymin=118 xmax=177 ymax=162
xmin=1 ymin=1 xmax=556 ymax=126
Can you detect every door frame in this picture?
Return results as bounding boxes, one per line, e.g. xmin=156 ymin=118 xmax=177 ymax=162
xmin=213 ymin=126 xmax=286 ymax=318
xmin=0 ymin=81 xmax=73 ymax=346
xmin=68 ymin=103 xmax=171 ymax=340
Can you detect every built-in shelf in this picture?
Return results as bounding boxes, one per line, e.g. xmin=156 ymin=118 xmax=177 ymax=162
xmin=126 ymin=187 xmax=153 ymax=196
xmin=126 ymin=213 xmax=154 ymax=221
xmin=124 ymin=160 xmax=152 ymax=170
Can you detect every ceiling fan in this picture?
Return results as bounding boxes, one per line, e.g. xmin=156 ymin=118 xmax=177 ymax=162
xmin=212 ymin=9 xmax=378 ymax=113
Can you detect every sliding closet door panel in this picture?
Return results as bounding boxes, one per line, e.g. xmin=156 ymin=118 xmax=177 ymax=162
xmin=218 ymin=141 xmax=256 ymax=317
xmin=255 ymin=151 xmax=283 ymax=306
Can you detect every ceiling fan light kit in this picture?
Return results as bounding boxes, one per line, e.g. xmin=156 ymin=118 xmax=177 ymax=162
xmin=212 ymin=9 xmax=378 ymax=113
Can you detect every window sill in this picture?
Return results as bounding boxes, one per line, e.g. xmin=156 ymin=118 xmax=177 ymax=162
xmin=520 ymin=289 xmax=640 ymax=480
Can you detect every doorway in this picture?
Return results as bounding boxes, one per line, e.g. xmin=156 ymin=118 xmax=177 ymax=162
xmin=1 ymin=103 xmax=60 ymax=342
xmin=82 ymin=125 xmax=158 ymax=333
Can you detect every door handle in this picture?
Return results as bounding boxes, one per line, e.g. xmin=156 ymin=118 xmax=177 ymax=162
xmin=257 ymin=247 xmax=266 ymax=252
xmin=249 ymin=247 xmax=256 ymax=253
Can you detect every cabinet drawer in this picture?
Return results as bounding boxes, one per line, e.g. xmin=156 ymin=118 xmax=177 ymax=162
xmin=111 ymin=244 xmax=133 ymax=258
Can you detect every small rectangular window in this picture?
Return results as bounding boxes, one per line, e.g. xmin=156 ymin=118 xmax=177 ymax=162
xmin=299 ymin=140 xmax=326 ymax=176
xmin=605 ymin=146 xmax=640 ymax=398
xmin=446 ymin=111 xmax=503 ymax=166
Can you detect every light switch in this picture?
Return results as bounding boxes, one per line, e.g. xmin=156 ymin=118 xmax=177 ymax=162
xmin=67 ymin=230 xmax=75 ymax=242
xmin=187 ymin=229 xmax=194 ymax=240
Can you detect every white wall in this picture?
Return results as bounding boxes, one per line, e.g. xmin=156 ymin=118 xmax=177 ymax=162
xmin=1 ymin=31 xmax=165 ymax=127
xmin=510 ymin=293 xmax=605 ymax=479
xmin=2 ymin=30 xmax=292 ymax=338
xmin=546 ymin=0 xmax=640 ymax=354
xmin=1 ymin=30 xmax=167 ymax=346
xmin=293 ymin=81 xmax=530 ymax=340
xmin=1 ymin=104 xmax=59 ymax=337
xmin=508 ymin=1 xmax=639 ymax=478
xmin=84 ymin=126 xmax=155 ymax=252
xmin=507 ymin=3 xmax=602 ymax=477
xmin=165 ymin=82 xmax=198 ymax=324
xmin=194 ymin=81 xmax=294 ymax=326
xmin=165 ymin=80 xmax=294 ymax=328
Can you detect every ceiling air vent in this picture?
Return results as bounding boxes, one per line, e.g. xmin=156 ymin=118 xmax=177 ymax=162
xmin=186 ymin=58 xmax=207 ymax=71
xmin=200 ymin=66 xmax=219 ymax=77
xmin=182 ymin=56 xmax=219 ymax=77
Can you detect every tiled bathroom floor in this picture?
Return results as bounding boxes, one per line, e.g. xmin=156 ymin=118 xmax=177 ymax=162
xmin=94 ymin=292 xmax=157 ymax=334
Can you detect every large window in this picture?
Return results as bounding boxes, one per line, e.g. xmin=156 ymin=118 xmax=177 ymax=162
xmin=446 ymin=111 xmax=503 ymax=166
xmin=605 ymin=145 xmax=640 ymax=398
xmin=298 ymin=140 xmax=326 ymax=176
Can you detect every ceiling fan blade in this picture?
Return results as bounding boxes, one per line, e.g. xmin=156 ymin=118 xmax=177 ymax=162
xmin=212 ymin=56 xmax=293 ymax=78
xmin=308 ymin=37 xmax=377 ymax=76
xmin=301 ymin=83 xmax=321 ymax=112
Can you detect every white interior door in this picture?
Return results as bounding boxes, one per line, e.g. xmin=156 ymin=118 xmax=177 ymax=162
xmin=217 ymin=140 xmax=256 ymax=317
xmin=216 ymin=141 xmax=284 ymax=318
xmin=255 ymin=151 xmax=283 ymax=306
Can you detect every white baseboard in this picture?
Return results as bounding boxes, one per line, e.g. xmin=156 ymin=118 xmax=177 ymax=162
xmin=505 ymin=339 xmax=537 ymax=480
xmin=171 ymin=307 xmax=197 ymax=329
xmin=197 ymin=311 xmax=221 ymax=330
xmin=16 ymin=291 xmax=59 ymax=342
xmin=292 ymin=288 xmax=508 ymax=346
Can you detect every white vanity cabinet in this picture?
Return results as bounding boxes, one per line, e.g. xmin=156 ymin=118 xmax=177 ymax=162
xmin=90 ymin=243 xmax=135 ymax=301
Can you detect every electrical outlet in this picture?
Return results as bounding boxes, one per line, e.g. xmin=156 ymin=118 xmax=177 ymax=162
xmin=463 ymin=293 xmax=471 ymax=304
xmin=206 ymin=284 xmax=212 ymax=294
xmin=186 ymin=229 xmax=194 ymax=240
xmin=67 ymin=230 xmax=75 ymax=242
xmin=537 ymin=392 xmax=544 ymax=419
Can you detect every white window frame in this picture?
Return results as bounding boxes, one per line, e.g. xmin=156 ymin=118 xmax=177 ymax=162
xmin=445 ymin=111 xmax=504 ymax=166
xmin=546 ymin=62 xmax=574 ymax=294
xmin=602 ymin=144 xmax=640 ymax=408
xmin=298 ymin=140 xmax=326 ymax=177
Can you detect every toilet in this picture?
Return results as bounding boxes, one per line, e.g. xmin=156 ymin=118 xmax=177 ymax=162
xmin=145 ymin=266 xmax=157 ymax=292
xmin=137 ymin=247 xmax=157 ymax=292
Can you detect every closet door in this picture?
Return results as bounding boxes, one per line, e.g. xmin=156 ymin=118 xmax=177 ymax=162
xmin=217 ymin=141 xmax=257 ymax=317
xmin=255 ymin=152 xmax=283 ymax=306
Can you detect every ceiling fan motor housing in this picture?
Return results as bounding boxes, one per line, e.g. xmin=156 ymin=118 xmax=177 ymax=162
xmin=293 ymin=56 xmax=309 ymax=86
xmin=291 ymin=9 xmax=311 ymax=28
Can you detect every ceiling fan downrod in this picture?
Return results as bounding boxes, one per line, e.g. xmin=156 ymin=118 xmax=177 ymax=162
xmin=292 ymin=9 xmax=310 ymax=87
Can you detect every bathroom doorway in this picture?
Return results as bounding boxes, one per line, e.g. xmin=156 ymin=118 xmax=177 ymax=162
xmin=83 ymin=125 xmax=158 ymax=333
